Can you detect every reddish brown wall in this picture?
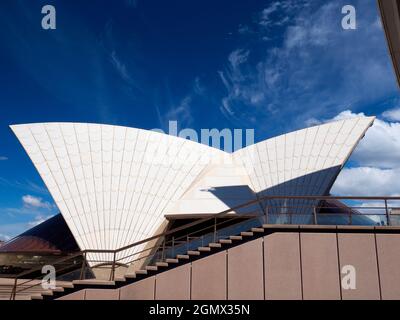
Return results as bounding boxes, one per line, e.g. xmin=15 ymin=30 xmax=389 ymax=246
xmin=264 ymin=232 xmax=302 ymax=300
xmin=227 ymin=238 xmax=264 ymax=300
xmin=301 ymin=231 xmax=341 ymax=300
xmin=155 ymin=264 xmax=191 ymax=300
xmin=376 ymin=233 xmax=400 ymax=299
xmin=337 ymin=232 xmax=380 ymax=300
xmin=191 ymin=251 xmax=227 ymax=300
xmin=58 ymin=227 xmax=400 ymax=300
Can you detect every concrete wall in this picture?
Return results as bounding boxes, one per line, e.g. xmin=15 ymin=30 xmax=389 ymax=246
xmin=59 ymin=227 xmax=400 ymax=300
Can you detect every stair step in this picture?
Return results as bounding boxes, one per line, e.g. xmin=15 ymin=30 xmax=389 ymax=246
xmin=187 ymin=251 xmax=200 ymax=256
xmin=145 ymin=266 xmax=158 ymax=271
xmin=209 ymin=243 xmax=222 ymax=248
xmin=241 ymin=231 xmax=254 ymax=236
xmin=31 ymin=294 xmax=43 ymax=300
xmin=230 ymin=235 xmax=243 ymax=240
xmin=166 ymin=258 xmax=179 ymax=263
xmin=41 ymin=290 xmax=54 ymax=296
xmin=219 ymin=239 xmax=232 ymax=244
xmin=251 ymin=227 xmax=265 ymax=233
xmin=124 ymin=273 xmax=136 ymax=279
xmin=136 ymin=270 xmax=148 ymax=275
xmin=177 ymin=254 xmax=190 ymax=260
xmin=156 ymin=262 xmax=169 ymax=267
xmin=115 ymin=277 xmax=126 ymax=282
xmin=59 ymin=283 xmax=74 ymax=289
xmin=52 ymin=287 xmax=65 ymax=293
xmin=198 ymin=247 xmax=211 ymax=252
xmin=72 ymin=280 xmax=115 ymax=286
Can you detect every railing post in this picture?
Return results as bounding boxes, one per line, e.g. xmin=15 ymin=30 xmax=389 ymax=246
xmin=10 ymin=277 xmax=17 ymax=300
xmin=313 ymin=206 xmax=318 ymax=225
xmin=214 ymin=217 xmax=217 ymax=242
xmin=79 ymin=252 xmax=87 ymax=280
xmin=162 ymin=238 xmax=166 ymax=260
xmin=110 ymin=252 xmax=116 ymax=281
xmin=349 ymin=206 xmax=352 ymax=225
xmin=385 ymin=199 xmax=391 ymax=226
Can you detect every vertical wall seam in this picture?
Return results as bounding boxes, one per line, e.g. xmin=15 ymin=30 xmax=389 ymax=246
xmin=298 ymin=231 xmax=304 ymax=300
xmin=374 ymin=233 xmax=383 ymax=300
xmin=154 ymin=276 xmax=157 ymax=300
xmin=189 ymin=262 xmax=192 ymax=300
xmin=336 ymin=230 xmax=343 ymax=300
xmin=226 ymin=249 xmax=229 ymax=300
xmin=262 ymin=237 xmax=266 ymax=300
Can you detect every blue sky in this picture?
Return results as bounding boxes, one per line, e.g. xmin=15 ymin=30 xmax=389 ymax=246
xmin=1 ymin=0 xmax=400 ymax=240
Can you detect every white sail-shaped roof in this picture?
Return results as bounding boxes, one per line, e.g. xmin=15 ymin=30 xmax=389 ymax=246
xmin=10 ymin=116 xmax=374 ymax=261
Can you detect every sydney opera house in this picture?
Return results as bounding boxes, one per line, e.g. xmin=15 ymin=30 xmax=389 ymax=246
xmin=1 ymin=0 xmax=400 ymax=301
xmin=6 ymin=116 xmax=374 ymax=258
xmin=1 ymin=115 xmax=400 ymax=301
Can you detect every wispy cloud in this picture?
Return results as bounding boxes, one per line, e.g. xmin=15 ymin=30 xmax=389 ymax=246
xmin=164 ymin=95 xmax=193 ymax=126
xmin=22 ymin=194 xmax=53 ymax=210
xmin=0 ymin=177 xmax=50 ymax=195
xmin=0 ymin=156 xmax=8 ymax=161
xmin=220 ymin=0 xmax=398 ymax=134
xmin=157 ymin=77 xmax=205 ymax=130
xmin=110 ymin=50 xmax=134 ymax=84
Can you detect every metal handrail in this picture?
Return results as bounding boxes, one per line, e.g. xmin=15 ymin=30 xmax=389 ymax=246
xmin=3 ymin=195 xmax=400 ymax=299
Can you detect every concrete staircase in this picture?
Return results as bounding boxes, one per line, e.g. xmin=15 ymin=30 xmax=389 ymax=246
xmin=19 ymin=225 xmax=270 ymax=300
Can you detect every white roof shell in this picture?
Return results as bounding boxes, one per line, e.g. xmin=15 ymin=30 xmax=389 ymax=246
xmin=10 ymin=116 xmax=374 ymax=260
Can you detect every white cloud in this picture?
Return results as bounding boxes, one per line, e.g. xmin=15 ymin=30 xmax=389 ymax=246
xmin=22 ymin=194 xmax=53 ymax=210
xmin=318 ymin=110 xmax=400 ymax=170
xmin=311 ymin=109 xmax=400 ymax=196
xmin=382 ymin=107 xmax=400 ymax=121
xmin=0 ymin=156 xmax=8 ymax=161
xmin=0 ymin=195 xmax=57 ymax=240
xmin=331 ymin=167 xmax=400 ymax=196
xmin=0 ymin=234 xmax=11 ymax=241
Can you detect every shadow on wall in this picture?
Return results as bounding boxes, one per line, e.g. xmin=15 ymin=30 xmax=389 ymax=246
xmin=209 ymin=166 xmax=342 ymax=224
xmin=206 ymin=185 xmax=260 ymax=215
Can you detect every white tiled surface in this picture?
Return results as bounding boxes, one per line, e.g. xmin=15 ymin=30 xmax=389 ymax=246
xmin=232 ymin=116 xmax=375 ymax=220
xmin=10 ymin=123 xmax=223 ymax=263
xmin=11 ymin=116 xmax=374 ymax=261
